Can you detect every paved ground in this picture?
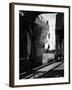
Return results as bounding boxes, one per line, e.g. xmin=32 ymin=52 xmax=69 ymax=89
xmin=24 ymin=61 xmax=64 ymax=79
xmin=37 ymin=62 xmax=62 ymax=72
xmin=42 ymin=63 xmax=64 ymax=78
xmin=54 ymin=63 xmax=64 ymax=70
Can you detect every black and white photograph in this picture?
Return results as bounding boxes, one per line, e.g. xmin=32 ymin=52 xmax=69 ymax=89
xmin=19 ymin=11 xmax=64 ymax=79
xmin=9 ymin=3 xmax=70 ymax=87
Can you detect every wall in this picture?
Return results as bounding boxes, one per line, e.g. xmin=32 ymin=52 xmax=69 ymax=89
xmin=0 ymin=0 xmax=72 ymax=90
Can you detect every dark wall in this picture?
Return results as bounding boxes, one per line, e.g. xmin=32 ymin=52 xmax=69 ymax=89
xmin=19 ymin=12 xmax=42 ymax=74
xmin=56 ymin=13 xmax=64 ymax=55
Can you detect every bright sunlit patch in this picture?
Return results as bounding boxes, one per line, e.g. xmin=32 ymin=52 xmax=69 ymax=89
xmin=39 ymin=14 xmax=57 ymax=50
